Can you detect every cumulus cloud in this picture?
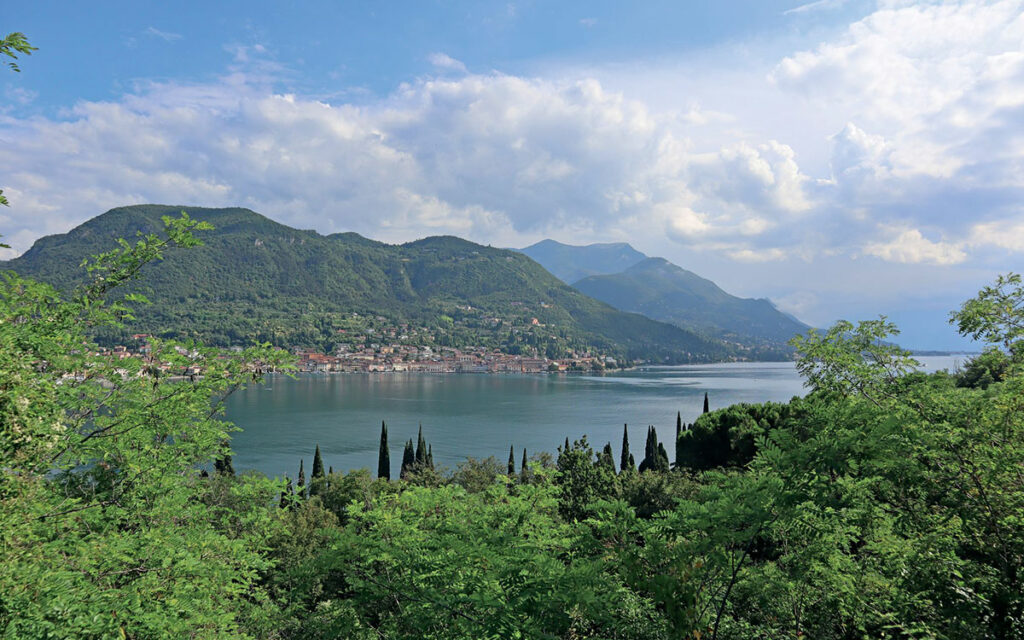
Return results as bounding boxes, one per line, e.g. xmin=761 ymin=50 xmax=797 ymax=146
xmin=863 ymin=226 xmax=967 ymax=265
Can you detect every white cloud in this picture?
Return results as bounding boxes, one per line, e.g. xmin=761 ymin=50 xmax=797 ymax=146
xmin=579 ymin=17 xmax=598 ymax=28
xmin=863 ymin=226 xmax=967 ymax=265
xmin=144 ymin=27 xmax=182 ymax=42
xmin=968 ymin=217 xmax=1024 ymax=251
xmin=428 ymin=53 xmax=467 ymax=73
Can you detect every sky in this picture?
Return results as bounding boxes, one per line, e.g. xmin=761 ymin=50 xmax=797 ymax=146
xmin=3 ymin=0 xmax=1023 ymax=350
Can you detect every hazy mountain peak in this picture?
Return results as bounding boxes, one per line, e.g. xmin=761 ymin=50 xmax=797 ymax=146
xmin=517 ymin=239 xmax=648 ymax=284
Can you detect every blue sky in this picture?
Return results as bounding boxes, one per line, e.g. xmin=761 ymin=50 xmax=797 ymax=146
xmin=3 ymin=0 xmax=1023 ymax=349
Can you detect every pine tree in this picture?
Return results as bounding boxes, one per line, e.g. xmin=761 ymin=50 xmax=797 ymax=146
xmin=377 ymin=421 xmax=390 ymax=481
xmin=400 ymin=439 xmax=415 ymax=479
xmin=703 ymin=392 xmax=710 ymax=414
xmin=620 ymin=424 xmax=631 ymax=472
xmin=415 ymin=423 xmax=427 ymax=466
xmin=311 ymin=444 xmax=324 ymax=480
xmin=508 ymin=445 xmax=516 ymax=475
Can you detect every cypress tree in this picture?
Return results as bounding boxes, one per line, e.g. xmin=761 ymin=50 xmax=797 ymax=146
xmin=312 ymin=445 xmax=325 ymax=480
xmin=628 ymin=453 xmax=636 ymax=469
xmin=599 ymin=442 xmax=616 ymax=473
xmin=378 ymin=421 xmax=391 ymax=480
xmin=620 ymin=424 xmax=631 ymax=472
xmin=639 ymin=426 xmax=662 ymax=473
xmin=656 ymin=442 xmax=670 ymax=473
xmin=676 ymin=411 xmax=682 ymax=439
xmin=328 ymin=465 xmax=333 ymax=476
xmin=415 ymin=423 xmax=427 ymax=466
xmin=508 ymin=445 xmax=516 ymax=475
xmin=427 ymin=444 xmax=434 ymax=470
xmin=297 ymin=459 xmax=305 ymax=496
xmin=703 ymin=392 xmax=710 ymax=414
xmin=400 ymin=439 xmax=415 ymax=479
xmin=521 ymin=448 xmax=528 ymax=474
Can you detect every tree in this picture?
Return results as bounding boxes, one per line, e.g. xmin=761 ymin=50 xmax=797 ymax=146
xmin=400 ymin=439 xmax=415 ymax=479
xmin=297 ymin=459 xmax=306 ymax=497
xmin=508 ymin=445 xmax=516 ymax=475
xmin=311 ymin=445 xmax=325 ymax=480
xmin=0 ymin=32 xmax=35 ymax=208
xmin=415 ymin=423 xmax=427 ymax=466
xmin=556 ymin=436 xmax=618 ymax=522
xmin=703 ymin=392 xmax=710 ymax=414
xmin=214 ymin=452 xmax=235 ymax=476
xmin=950 ymin=272 xmax=1024 ymax=356
xmin=280 ymin=476 xmax=293 ymax=509
xmin=620 ymin=424 xmax=631 ymax=472
xmin=0 ymin=213 xmax=293 ymax=636
xmin=377 ymin=421 xmax=390 ymax=480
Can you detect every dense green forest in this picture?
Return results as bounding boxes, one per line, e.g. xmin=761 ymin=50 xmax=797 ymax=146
xmin=4 ymin=214 xmax=1024 ymax=638
xmin=1 ymin=205 xmax=733 ymax=364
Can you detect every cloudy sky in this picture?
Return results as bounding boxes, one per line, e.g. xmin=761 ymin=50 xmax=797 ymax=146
xmin=3 ymin=0 xmax=1023 ymax=349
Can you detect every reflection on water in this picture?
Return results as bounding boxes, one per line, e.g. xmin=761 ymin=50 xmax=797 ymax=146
xmin=226 ymin=356 xmax=962 ymax=479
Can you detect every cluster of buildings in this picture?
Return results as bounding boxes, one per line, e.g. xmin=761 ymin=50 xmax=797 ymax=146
xmin=295 ymin=345 xmax=617 ymax=374
xmin=94 ymin=334 xmax=621 ymax=376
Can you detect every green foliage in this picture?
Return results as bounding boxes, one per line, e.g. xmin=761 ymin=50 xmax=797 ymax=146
xmin=556 ymin=436 xmax=619 ymax=522
xmin=676 ymin=401 xmax=792 ymax=471
xmin=0 ymin=31 xmax=35 ymax=73
xmin=790 ymin=317 xmax=919 ymax=404
xmin=0 ymin=214 xmax=294 ymax=637
xmin=286 ymin=478 xmax=668 ymax=639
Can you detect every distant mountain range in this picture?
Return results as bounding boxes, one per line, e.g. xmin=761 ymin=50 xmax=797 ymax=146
xmin=2 ymin=205 xmax=733 ymax=363
xmin=518 ymin=239 xmax=647 ymax=283
xmin=520 ymin=239 xmax=809 ymax=350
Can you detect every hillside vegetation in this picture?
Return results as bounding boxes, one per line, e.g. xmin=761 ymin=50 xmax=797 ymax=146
xmin=2 ymin=204 xmax=727 ymax=363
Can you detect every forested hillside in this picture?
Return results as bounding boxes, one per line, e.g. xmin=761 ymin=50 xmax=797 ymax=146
xmin=2 ymin=204 xmax=728 ymax=363
xmin=4 ymin=215 xmax=1024 ymax=638
xmin=573 ymin=257 xmax=809 ymax=349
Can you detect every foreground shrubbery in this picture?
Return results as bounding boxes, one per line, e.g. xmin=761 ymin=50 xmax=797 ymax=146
xmin=3 ymin=219 xmax=1023 ymax=638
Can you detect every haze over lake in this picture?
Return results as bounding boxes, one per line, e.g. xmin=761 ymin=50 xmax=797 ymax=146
xmin=227 ymin=356 xmax=962 ymax=478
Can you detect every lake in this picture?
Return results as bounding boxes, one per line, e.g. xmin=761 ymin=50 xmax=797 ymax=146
xmin=226 ymin=356 xmax=964 ymax=479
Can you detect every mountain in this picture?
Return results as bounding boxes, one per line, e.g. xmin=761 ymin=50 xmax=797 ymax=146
xmin=2 ymin=205 xmax=731 ymax=363
xmin=572 ymin=257 xmax=810 ymax=349
xmin=517 ymin=239 xmax=647 ymax=284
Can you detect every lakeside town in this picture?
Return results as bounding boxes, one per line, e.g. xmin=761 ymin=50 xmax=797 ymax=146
xmin=292 ymin=344 xmax=619 ymax=373
xmin=97 ymin=334 xmax=622 ymax=375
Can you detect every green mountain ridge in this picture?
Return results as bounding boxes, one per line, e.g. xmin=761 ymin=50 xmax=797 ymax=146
xmin=2 ymin=204 xmax=737 ymax=363
xmin=572 ymin=257 xmax=810 ymax=349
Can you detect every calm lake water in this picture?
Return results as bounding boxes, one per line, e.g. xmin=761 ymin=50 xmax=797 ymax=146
xmin=226 ymin=356 xmax=964 ymax=479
